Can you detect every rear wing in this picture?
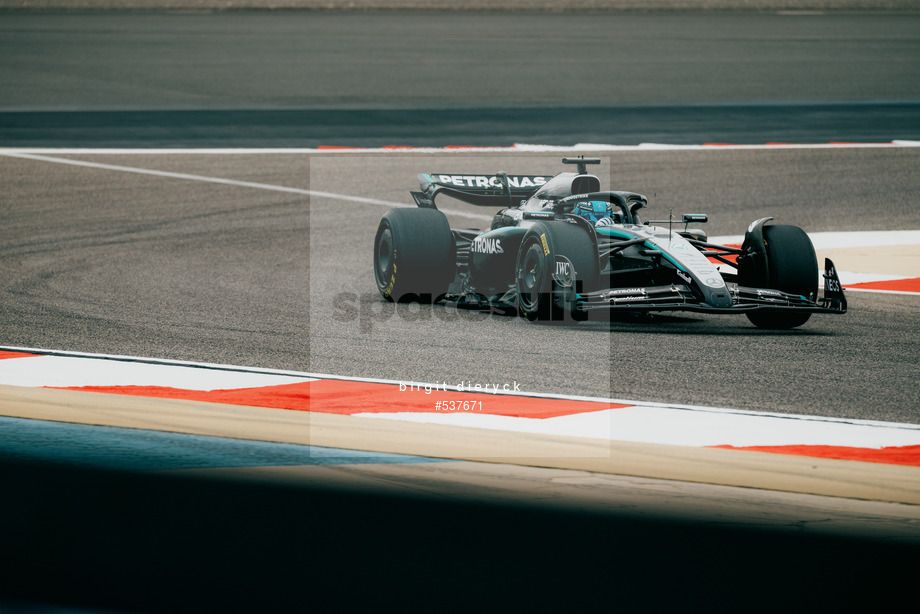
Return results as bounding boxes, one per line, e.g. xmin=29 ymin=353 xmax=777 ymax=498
xmin=411 ymin=172 xmax=553 ymax=209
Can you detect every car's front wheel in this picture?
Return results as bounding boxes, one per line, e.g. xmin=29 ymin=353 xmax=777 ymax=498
xmin=515 ymin=221 xmax=597 ymax=323
xmin=740 ymin=224 xmax=818 ymax=329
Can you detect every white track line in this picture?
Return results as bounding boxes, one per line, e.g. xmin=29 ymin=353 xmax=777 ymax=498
xmin=0 ymin=151 xmax=492 ymax=221
xmin=0 ymin=355 xmax=315 ymax=391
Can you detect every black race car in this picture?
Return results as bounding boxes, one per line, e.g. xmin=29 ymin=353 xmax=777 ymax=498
xmin=373 ymin=157 xmax=846 ymax=328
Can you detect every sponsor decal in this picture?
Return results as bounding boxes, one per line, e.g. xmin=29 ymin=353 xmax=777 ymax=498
xmin=436 ymin=175 xmax=548 ymax=189
xmin=676 ymin=270 xmax=693 ymax=285
xmin=606 ymin=288 xmax=645 ymax=298
xmin=510 ymin=176 xmax=547 ymax=189
xmin=566 ymin=194 xmax=605 ymax=203
xmin=540 ymin=233 xmax=550 ymax=256
xmin=470 ymin=236 xmax=504 ymax=255
xmin=385 ymin=270 xmax=396 ymax=295
xmin=383 ymin=252 xmax=398 ymax=296
xmin=553 ymin=258 xmax=575 ymax=287
xmin=825 ymin=264 xmax=842 ymax=293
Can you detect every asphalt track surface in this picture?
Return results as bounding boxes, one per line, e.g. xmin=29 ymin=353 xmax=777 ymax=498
xmin=3 ymin=11 xmax=918 ymax=421
xmin=2 ymin=148 xmax=918 ymax=423
xmin=2 ymin=9 xmax=919 ymax=613
xmin=2 ymin=11 xmax=920 ymax=146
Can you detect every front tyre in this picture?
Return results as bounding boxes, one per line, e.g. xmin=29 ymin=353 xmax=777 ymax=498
xmin=741 ymin=224 xmax=818 ymax=329
xmin=516 ymin=235 xmax=563 ymax=322
xmin=515 ymin=221 xmax=597 ymax=323
xmin=373 ymin=208 xmax=455 ymax=303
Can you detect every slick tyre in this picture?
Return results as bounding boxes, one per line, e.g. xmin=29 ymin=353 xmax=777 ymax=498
xmin=742 ymin=224 xmax=818 ymax=329
xmin=374 ymin=208 xmax=455 ymax=303
xmin=515 ymin=221 xmax=597 ymax=323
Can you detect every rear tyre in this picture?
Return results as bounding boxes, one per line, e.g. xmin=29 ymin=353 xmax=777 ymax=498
xmin=373 ymin=208 xmax=455 ymax=303
xmin=741 ymin=224 xmax=818 ymax=329
xmin=515 ymin=221 xmax=597 ymax=323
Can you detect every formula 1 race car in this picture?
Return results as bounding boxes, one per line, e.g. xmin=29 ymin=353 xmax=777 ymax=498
xmin=372 ymin=157 xmax=847 ymax=328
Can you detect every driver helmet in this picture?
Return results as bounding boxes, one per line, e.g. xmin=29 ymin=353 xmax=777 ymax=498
xmin=574 ymin=200 xmax=619 ymax=226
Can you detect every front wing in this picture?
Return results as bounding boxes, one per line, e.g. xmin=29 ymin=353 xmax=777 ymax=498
xmin=577 ymin=259 xmax=847 ymax=316
xmin=578 ymin=284 xmax=846 ymax=315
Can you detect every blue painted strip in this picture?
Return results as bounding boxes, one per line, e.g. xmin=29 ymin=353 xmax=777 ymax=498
xmin=0 ymin=416 xmax=446 ymax=471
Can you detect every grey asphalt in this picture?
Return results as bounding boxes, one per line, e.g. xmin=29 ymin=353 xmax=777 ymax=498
xmin=5 ymin=1 xmax=919 ymax=10
xmin=2 ymin=11 xmax=919 ymax=146
xmin=2 ymin=148 xmax=918 ymax=423
xmin=0 ymin=13 xmax=917 ymax=419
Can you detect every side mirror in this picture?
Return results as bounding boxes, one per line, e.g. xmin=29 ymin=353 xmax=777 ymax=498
xmin=682 ymin=214 xmax=708 ymax=224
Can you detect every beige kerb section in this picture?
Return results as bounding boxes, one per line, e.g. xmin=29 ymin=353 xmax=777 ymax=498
xmin=2 ymin=384 xmax=919 ymax=505
xmin=816 ymin=244 xmax=920 ymax=278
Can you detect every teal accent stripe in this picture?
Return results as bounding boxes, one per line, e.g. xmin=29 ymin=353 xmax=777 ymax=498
xmin=597 ymin=227 xmax=689 ymax=273
xmin=597 ymin=227 xmax=634 ymax=240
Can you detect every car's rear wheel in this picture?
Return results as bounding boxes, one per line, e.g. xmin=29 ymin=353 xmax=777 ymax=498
xmin=374 ymin=208 xmax=455 ymax=303
xmin=740 ymin=224 xmax=818 ymax=329
xmin=515 ymin=221 xmax=597 ymax=323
